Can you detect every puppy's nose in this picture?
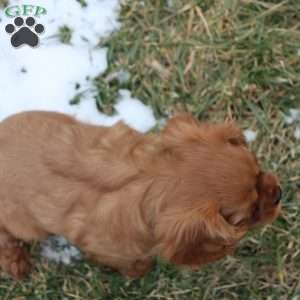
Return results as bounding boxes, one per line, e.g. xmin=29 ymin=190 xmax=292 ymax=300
xmin=274 ymin=186 xmax=282 ymax=205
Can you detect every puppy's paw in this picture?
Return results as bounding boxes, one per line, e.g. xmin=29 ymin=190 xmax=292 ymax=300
xmin=120 ymin=259 xmax=153 ymax=279
xmin=2 ymin=247 xmax=31 ymax=279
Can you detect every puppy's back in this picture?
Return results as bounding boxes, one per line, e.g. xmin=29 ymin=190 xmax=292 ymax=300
xmin=0 ymin=111 xmax=103 ymax=240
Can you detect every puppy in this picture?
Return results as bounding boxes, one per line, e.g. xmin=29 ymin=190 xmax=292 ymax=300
xmin=0 ymin=111 xmax=281 ymax=279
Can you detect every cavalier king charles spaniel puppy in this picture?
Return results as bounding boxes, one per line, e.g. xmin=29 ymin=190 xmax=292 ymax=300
xmin=0 ymin=111 xmax=281 ymax=279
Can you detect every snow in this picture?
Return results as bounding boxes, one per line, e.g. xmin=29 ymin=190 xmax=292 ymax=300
xmin=0 ymin=0 xmax=156 ymax=132
xmin=105 ymin=69 xmax=130 ymax=84
xmin=243 ymin=108 xmax=300 ymax=142
xmin=41 ymin=236 xmax=81 ymax=265
xmin=167 ymin=0 xmax=175 ymax=8
xmin=114 ymin=90 xmax=156 ymax=132
xmin=294 ymin=126 xmax=300 ymax=140
xmin=0 ymin=0 xmax=157 ymax=265
xmin=285 ymin=109 xmax=300 ymax=140
xmin=243 ymin=129 xmax=257 ymax=142
xmin=285 ymin=109 xmax=300 ymax=124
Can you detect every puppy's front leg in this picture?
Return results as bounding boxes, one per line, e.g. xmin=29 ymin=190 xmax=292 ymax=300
xmin=0 ymin=229 xmax=31 ymax=279
xmin=119 ymin=259 xmax=153 ymax=279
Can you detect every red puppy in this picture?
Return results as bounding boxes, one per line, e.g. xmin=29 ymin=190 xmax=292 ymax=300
xmin=0 ymin=111 xmax=281 ymax=279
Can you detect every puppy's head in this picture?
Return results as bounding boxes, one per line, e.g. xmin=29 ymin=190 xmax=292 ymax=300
xmin=156 ymin=114 xmax=281 ymax=268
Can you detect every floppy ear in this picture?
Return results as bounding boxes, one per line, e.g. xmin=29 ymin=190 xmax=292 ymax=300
xmin=156 ymin=200 xmax=246 ymax=267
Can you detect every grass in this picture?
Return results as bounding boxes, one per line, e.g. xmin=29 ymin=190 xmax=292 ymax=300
xmin=58 ymin=25 xmax=73 ymax=45
xmin=0 ymin=0 xmax=8 ymax=8
xmin=1 ymin=0 xmax=300 ymax=299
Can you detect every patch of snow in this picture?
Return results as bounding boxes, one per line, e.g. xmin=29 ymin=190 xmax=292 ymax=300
xmin=294 ymin=126 xmax=300 ymax=140
xmin=0 ymin=0 xmax=119 ymax=123
xmin=1 ymin=0 xmax=120 ymax=48
xmin=65 ymin=90 xmax=156 ymax=132
xmin=244 ymin=129 xmax=257 ymax=142
xmin=114 ymin=90 xmax=156 ymax=132
xmin=167 ymin=0 xmax=175 ymax=8
xmin=106 ymin=69 xmax=130 ymax=84
xmin=284 ymin=109 xmax=300 ymax=140
xmin=41 ymin=236 xmax=81 ymax=265
xmin=0 ymin=1 xmax=156 ymax=132
xmin=285 ymin=109 xmax=300 ymax=124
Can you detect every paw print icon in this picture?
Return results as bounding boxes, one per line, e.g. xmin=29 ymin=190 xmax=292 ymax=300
xmin=5 ymin=16 xmax=45 ymax=48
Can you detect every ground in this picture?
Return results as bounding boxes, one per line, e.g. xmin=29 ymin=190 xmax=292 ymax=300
xmin=0 ymin=0 xmax=300 ymax=299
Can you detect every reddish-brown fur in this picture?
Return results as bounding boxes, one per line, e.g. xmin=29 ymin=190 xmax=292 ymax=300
xmin=0 ymin=111 xmax=281 ymax=279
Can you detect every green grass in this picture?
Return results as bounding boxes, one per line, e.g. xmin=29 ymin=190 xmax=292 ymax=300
xmin=58 ymin=25 xmax=73 ymax=45
xmin=1 ymin=0 xmax=300 ymax=299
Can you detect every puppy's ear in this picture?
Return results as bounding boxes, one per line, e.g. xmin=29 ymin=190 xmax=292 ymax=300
xmin=156 ymin=201 xmax=246 ymax=267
